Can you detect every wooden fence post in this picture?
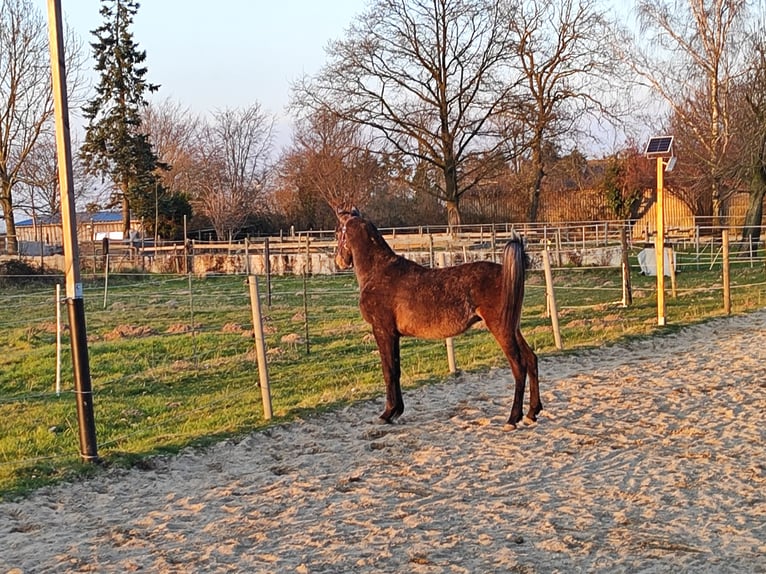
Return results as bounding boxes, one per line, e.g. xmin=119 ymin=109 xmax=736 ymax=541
xmin=429 ymin=234 xmax=434 ymax=268
xmin=248 ymin=275 xmax=273 ymax=420
xmin=722 ymin=230 xmax=731 ymax=315
xmin=668 ymin=246 xmax=677 ymax=298
xmin=446 ymin=337 xmax=457 ymax=374
xmin=542 ymin=249 xmax=563 ymax=350
xmin=264 ymin=236 xmax=272 ymax=307
xmin=244 ymin=238 xmax=250 ymax=274
xmin=56 ymin=283 xmax=62 ymax=396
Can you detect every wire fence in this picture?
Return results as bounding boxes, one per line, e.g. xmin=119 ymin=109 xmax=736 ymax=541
xmin=1 ymin=241 xmax=766 ymax=495
xmin=6 ymin=221 xmax=766 ymax=277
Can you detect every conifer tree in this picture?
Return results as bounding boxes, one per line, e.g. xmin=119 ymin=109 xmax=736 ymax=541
xmin=80 ymin=0 xmax=160 ymax=235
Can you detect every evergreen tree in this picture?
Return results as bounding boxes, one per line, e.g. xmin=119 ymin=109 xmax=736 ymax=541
xmin=80 ymin=0 xmax=160 ymax=235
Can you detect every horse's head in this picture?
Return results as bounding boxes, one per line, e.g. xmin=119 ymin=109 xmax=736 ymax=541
xmin=334 ymin=208 xmax=360 ymax=270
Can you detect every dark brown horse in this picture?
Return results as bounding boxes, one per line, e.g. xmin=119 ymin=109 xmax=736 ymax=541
xmin=335 ymin=209 xmax=541 ymax=427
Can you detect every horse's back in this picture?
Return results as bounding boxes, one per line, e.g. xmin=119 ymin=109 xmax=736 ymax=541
xmin=359 ymin=258 xmax=503 ymax=339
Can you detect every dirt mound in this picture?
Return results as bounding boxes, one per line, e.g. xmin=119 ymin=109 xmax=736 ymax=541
xmin=103 ymin=324 xmax=157 ymax=340
xmin=165 ymin=323 xmax=195 ymax=334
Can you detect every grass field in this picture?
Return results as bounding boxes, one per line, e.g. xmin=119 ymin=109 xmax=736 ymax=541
xmin=1 ymin=249 xmax=765 ymax=499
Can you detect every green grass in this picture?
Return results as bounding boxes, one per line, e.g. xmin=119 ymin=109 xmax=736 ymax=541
xmin=1 ymin=250 xmax=765 ymax=499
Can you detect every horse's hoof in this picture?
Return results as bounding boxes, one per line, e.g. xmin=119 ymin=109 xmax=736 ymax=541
xmin=522 ymin=416 xmax=537 ymax=426
xmin=503 ymin=422 xmax=517 ymax=431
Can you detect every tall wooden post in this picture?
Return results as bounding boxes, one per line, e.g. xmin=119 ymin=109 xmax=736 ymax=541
xmin=47 ymin=0 xmax=98 ymax=461
xmin=655 ymin=157 xmax=666 ymax=326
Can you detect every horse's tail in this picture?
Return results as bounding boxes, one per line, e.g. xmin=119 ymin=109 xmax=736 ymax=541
xmin=500 ymin=235 xmax=529 ymax=333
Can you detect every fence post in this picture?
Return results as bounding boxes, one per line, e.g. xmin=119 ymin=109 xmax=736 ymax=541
xmin=446 ymin=337 xmax=457 ymax=374
xmin=695 ymin=226 xmax=700 ymax=271
xmin=620 ymin=223 xmax=632 ymax=307
xmin=56 ymin=284 xmax=62 ymax=396
xmin=102 ymin=253 xmax=109 ymax=309
xmin=722 ymin=229 xmax=731 ymax=315
xmin=429 ymin=234 xmax=434 ymax=268
xmin=48 ymin=0 xmax=98 ymax=462
xmin=542 ymin=249 xmax=563 ymax=350
xmin=303 ymin=270 xmax=311 ymax=355
xmin=248 ymin=275 xmax=273 ymax=420
xmin=668 ymin=246 xmax=677 ymax=298
xmin=244 ymin=238 xmax=250 ymax=275
xmin=264 ymin=236 xmax=272 ymax=307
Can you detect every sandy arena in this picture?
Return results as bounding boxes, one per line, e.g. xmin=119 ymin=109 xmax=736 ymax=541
xmin=2 ymin=311 xmax=765 ymax=573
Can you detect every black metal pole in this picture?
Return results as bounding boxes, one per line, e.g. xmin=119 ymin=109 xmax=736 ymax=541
xmin=67 ymin=297 xmax=98 ymax=461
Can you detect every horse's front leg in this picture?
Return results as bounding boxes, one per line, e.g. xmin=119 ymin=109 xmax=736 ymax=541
xmin=373 ymin=328 xmax=403 ymax=423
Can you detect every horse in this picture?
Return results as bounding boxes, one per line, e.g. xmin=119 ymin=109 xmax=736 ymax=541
xmin=334 ymin=209 xmax=541 ymax=428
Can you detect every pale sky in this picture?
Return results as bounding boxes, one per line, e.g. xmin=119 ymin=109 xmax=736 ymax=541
xmin=36 ymin=0 xmax=368 ymax=139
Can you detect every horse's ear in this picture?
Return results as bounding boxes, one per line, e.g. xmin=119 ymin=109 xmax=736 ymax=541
xmin=336 ymin=206 xmax=361 ymax=220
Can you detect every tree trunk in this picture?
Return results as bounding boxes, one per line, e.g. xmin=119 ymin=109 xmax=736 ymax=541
xmin=445 ymin=199 xmax=461 ymax=230
xmin=122 ymin=198 xmax=131 ymax=237
xmin=443 ymin=154 xmax=461 ymax=230
xmin=741 ymin=174 xmax=766 ymax=243
xmin=527 ymin=143 xmax=544 ymax=222
xmin=711 ymin=178 xmax=723 ymax=230
xmin=528 ymin=168 xmax=544 ymax=223
xmin=0 ymin=181 xmax=18 ymax=255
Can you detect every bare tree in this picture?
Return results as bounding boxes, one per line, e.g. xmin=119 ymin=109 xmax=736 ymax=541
xmin=508 ymin=0 xmax=622 ymax=221
xmin=292 ymin=0 xmax=519 ymax=227
xmin=0 ymin=0 xmax=83 ymax=254
xmin=283 ymin=110 xmax=382 ymax=212
xmin=630 ymin=0 xmax=749 ymax=225
xmin=142 ymin=98 xmax=201 ymax=195
xmin=16 ymin=135 xmax=61 ymax=220
xmin=192 ymin=105 xmax=275 ymax=240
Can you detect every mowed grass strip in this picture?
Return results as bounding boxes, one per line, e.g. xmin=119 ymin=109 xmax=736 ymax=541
xmin=1 ymin=251 xmax=765 ymax=498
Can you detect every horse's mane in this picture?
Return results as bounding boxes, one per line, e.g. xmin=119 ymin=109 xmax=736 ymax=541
xmin=355 ymin=216 xmax=397 ymax=258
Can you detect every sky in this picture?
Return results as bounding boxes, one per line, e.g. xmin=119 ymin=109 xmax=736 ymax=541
xmin=34 ymin=0 xmax=368 ymax=142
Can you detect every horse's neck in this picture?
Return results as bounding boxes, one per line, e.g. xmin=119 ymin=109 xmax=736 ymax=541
xmin=351 ymin=228 xmax=398 ymax=283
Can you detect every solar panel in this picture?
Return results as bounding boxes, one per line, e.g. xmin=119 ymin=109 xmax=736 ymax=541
xmin=644 ymin=136 xmax=674 ymax=157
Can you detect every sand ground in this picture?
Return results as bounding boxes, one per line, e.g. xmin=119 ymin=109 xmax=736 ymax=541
xmin=2 ymin=311 xmax=765 ymax=573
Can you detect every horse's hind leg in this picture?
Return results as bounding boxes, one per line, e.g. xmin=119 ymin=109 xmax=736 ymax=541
xmin=517 ymin=330 xmax=542 ymax=423
xmin=486 ymin=322 xmax=527 ymax=427
xmin=373 ymin=328 xmax=404 ymax=423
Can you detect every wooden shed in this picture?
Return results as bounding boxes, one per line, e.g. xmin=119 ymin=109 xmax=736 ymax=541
xmin=15 ymin=211 xmax=143 ymax=245
xmin=631 ymin=188 xmax=696 ymax=241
